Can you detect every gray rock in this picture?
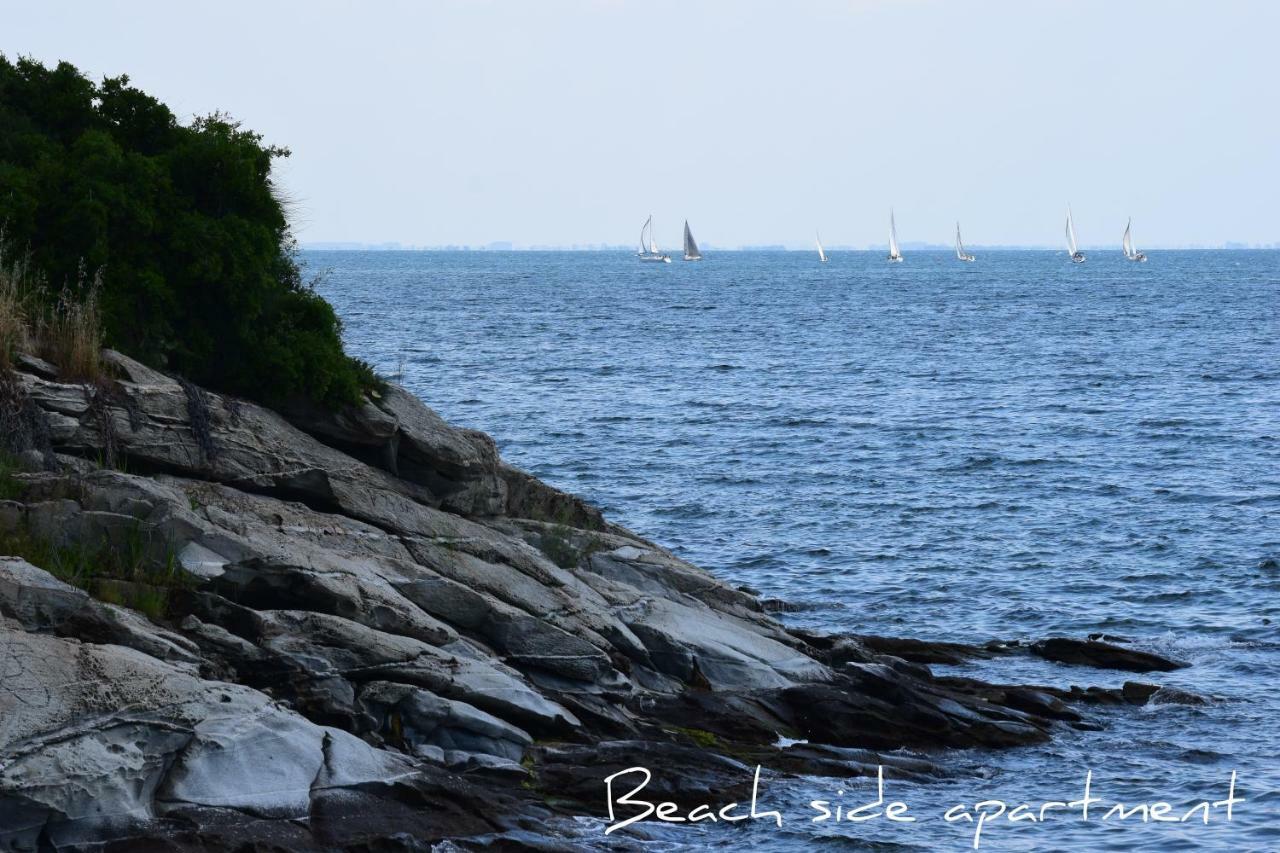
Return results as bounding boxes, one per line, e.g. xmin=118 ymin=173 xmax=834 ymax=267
xmin=2 ymin=353 xmax=1184 ymax=850
xmin=0 ymin=598 xmax=411 ymax=847
xmin=0 ymin=557 xmax=200 ymax=668
xmin=358 ymin=680 xmax=532 ymax=763
xmin=0 ymin=556 xmax=92 ymax=630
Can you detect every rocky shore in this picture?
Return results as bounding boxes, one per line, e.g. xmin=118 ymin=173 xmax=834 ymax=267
xmin=0 ymin=351 xmax=1194 ymax=851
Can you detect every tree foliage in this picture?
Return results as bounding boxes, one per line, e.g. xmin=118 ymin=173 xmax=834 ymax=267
xmin=0 ymin=55 xmax=376 ymax=406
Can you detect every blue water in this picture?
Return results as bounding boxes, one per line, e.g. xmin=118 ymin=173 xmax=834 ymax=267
xmin=309 ymin=249 xmax=1279 ymax=851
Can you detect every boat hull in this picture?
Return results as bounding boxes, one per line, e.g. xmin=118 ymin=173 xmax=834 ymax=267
xmin=887 ymin=256 xmax=903 ymax=263
xmin=639 ymin=254 xmax=671 ymax=263
xmin=1070 ymin=253 xmax=1087 ymax=263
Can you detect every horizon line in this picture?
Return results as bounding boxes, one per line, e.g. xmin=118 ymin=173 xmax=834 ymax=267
xmin=301 ymin=243 xmax=1280 ymax=252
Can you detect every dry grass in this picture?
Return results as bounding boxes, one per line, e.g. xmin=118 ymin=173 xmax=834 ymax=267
xmin=0 ymin=255 xmax=32 ymax=372
xmin=37 ymin=271 xmax=103 ymax=381
xmin=0 ymin=248 xmax=103 ymax=381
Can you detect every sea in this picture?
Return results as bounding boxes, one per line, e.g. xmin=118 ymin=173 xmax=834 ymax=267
xmin=308 ymin=249 xmax=1279 ymax=852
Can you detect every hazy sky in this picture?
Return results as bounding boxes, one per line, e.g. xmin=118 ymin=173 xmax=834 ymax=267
xmin=5 ymin=1 xmax=1278 ymax=248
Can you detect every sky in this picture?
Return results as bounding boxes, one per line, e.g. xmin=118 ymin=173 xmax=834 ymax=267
xmin=4 ymin=0 xmax=1278 ymax=249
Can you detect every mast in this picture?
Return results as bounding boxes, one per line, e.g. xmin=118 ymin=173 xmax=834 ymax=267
xmin=955 ymin=222 xmax=964 ymax=260
xmin=889 ymin=210 xmax=901 ymax=259
xmin=1066 ymin=207 xmax=1078 ymax=255
xmin=816 ymin=231 xmax=827 ymax=262
xmin=1123 ymin=219 xmax=1134 ymax=258
xmin=639 ymin=215 xmax=652 ymax=255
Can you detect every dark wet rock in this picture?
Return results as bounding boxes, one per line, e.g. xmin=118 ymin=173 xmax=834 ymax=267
xmin=748 ymin=741 xmax=944 ymax=782
xmin=1088 ymin=632 xmax=1135 ymax=643
xmin=854 ymin=634 xmax=995 ymax=665
xmin=1149 ymin=686 xmax=1209 ymax=706
xmin=1069 ymin=720 xmax=1106 ymax=731
xmin=97 ymin=770 xmax=545 ymax=852
xmin=779 ymin=663 xmax=1056 ymax=750
xmin=1086 ymin=682 xmax=1209 ymax=708
xmin=1030 ymin=637 xmax=1187 ymax=672
xmin=529 ymin=740 xmax=756 ymax=812
xmin=1121 ymin=681 xmax=1162 ymax=705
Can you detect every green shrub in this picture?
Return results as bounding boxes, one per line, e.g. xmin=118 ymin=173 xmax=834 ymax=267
xmin=538 ymin=524 xmax=580 ymax=568
xmin=0 ymin=56 xmax=376 ymax=407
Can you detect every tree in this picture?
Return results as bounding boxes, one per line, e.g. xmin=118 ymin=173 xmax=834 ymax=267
xmin=0 ymin=55 xmax=376 ymax=407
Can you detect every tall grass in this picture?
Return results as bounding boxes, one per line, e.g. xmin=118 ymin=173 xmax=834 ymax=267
xmin=0 ymin=254 xmax=32 ymax=372
xmin=0 ymin=247 xmax=103 ymax=380
xmin=37 ymin=269 xmax=103 ymax=381
xmin=0 ymin=517 xmax=191 ymax=620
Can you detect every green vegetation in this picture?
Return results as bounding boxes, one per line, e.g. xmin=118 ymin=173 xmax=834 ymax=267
xmin=0 ymin=513 xmax=191 ymax=620
xmin=0 ymin=450 xmax=22 ymax=500
xmin=538 ymin=525 xmax=581 ymax=568
xmin=536 ymin=521 xmax=610 ymax=569
xmin=669 ymin=727 xmax=720 ymax=749
xmin=0 ymin=55 xmax=377 ymax=407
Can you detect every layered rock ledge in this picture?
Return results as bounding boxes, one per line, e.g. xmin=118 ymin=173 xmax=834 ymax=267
xmin=0 ymin=352 xmax=1192 ymax=850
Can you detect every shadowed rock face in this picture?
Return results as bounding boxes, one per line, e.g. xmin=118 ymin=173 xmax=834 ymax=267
xmin=0 ymin=352 xmax=1194 ymax=848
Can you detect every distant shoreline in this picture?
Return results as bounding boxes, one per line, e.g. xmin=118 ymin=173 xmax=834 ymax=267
xmin=302 ymin=244 xmax=1280 ymax=253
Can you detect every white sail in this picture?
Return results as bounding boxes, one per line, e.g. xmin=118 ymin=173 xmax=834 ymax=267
xmin=955 ymin=222 xmax=974 ymax=261
xmin=816 ymin=231 xmax=828 ymax=263
xmin=638 ymin=215 xmax=670 ymax=262
xmin=1122 ymin=218 xmax=1146 ymax=261
xmin=888 ymin=210 xmax=902 ymax=260
xmin=1066 ymin=207 xmax=1079 ymax=256
xmin=683 ymin=220 xmax=702 ymax=260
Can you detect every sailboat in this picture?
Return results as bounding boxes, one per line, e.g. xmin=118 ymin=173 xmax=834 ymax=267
xmin=638 ymin=215 xmax=670 ymax=263
xmin=1122 ymin=218 xmax=1147 ymax=262
xmin=887 ymin=210 xmax=903 ymax=262
xmin=955 ymin=222 xmax=975 ymax=262
xmin=816 ymin=231 xmax=828 ymax=263
xmin=683 ymin=221 xmax=702 ymax=261
xmin=1065 ymin=206 xmax=1086 ymax=263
